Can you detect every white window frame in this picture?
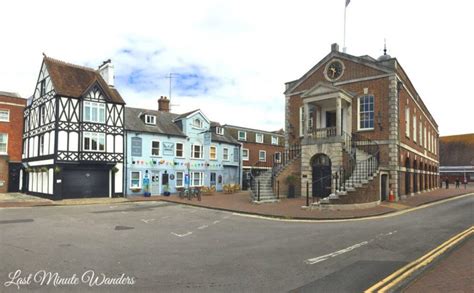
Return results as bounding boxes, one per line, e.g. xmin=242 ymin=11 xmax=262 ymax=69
xmin=259 ymin=150 xmax=266 ymax=162
xmin=271 ymin=136 xmax=279 ymax=145
xmin=193 ymin=118 xmax=203 ymax=128
xmin=424 ymin=125 xmax=427 ymax=149
xmin=405 ymin=107 xmax=410 ymax=138
xmin=216 ymin=127 xmax=224 ymax=135
xmin=191 ymin=172 xmax=204 ymax=187
xmin=238 ymin=131 xmax=247 ymax=141
xmin=191 ymin=144 xmax=203 ymax=159
xmin=83 ymin=132 xmax=105 ymax=152
xmin=255 ymin=133 xmax=264 ymax=143
xmin=84 ymin=101 xmax=106 ymax=124
xmin=176 ymin=143 xmax=184 ymax=158
xmin=0 ymin=133 xmax=7 ymax=154
xmin=40 ymin=105 xmax=46 ymax=125
xmin=130 ymin=171 xmax=142 ymax=189
xmin=242 ymin=148 xmax=249 ymax=161
xmin=145 ymin=115 xmax=156 ymax=125
xmin=0 ymin=109 xmax=9 ymax=122
xmin=151 ymin=140 xmax=160 ymax=156
xmin=210 ymin=145 xmax=217 ymax=160
xmin=413 ymin=116 xmax=417 ymax=142
xmin=175 ymin=172 xmax=184 ymax=187
xmin=357 ymin=95 xmax=374 ymax=130
xmin=39 ymin=134 xmax=45 ymax=156
xmin=223 ymin=147 xmax=229 ymax=161
xmin=419 ymin=119 xmax=422 ymax=147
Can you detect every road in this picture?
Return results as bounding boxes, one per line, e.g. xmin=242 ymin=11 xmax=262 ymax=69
xmin=0 ymin=195 xmax=472 ymax=292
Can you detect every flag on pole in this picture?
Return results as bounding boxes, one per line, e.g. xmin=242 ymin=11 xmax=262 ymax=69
xmin=346 ymin=0 xmax=350 ymax=7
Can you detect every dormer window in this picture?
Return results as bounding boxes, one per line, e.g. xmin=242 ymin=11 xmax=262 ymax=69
xmin=145 ymin=114 xmax=156 ymax=125
xmin=216 ymin=127 xmax=224 ymax=135
xmin=271 ymin=136 xmax=279 ymax=145
xmin=193 ymin=118 xmax=203 ymax=128
xmin=256 ymin=133 xmax=264 ymax=143
xmin=84 ymin=101 xmax=105 ymax=124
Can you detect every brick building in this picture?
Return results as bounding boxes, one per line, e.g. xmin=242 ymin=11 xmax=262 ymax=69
xmin=223 ymin=125 xmax=284 ymax=189
xmin=0 ymin=91 xmax=27 ymax=192
xmin=276 ymin=43 xmax=439 ymax=205
xmin=439 ymin=134 xmax=474 ymax=184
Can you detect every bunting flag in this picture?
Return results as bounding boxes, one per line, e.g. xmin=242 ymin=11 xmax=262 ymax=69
xmin=345 ymin=0 xmax=350 ymax=7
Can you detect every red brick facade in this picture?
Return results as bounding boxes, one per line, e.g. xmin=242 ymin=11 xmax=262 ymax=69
xmin=224 ymin=125 xmax=284 ymax=169
xmin=0 ymin=92 xmax=27 ymax=192
xmin=284 ymin=44 xmax=439 ymax=201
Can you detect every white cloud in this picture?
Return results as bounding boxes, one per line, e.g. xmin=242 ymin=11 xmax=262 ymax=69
xmin=1 ymin=0 xmax=473 ymax=135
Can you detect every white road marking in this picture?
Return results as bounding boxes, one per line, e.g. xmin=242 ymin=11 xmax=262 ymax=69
xmin=222 ymin=215 xmax=231 ymax=219
xmin=198 ymin=225 xmax=208 ymax=230
xmin=171 ymin=232 xmax=192 ymax=238
xmin=212 ymin=220 xmax=220 ymax=224
xmin=305 ymin=241 xmax=369 ymax=265
xmin=305 ymin=230 xmax=398 ymax=265
xmin=141 ymin=219 xmax=155 ymax=224
xmin=161 ymin=216 xmax=170 ymax=219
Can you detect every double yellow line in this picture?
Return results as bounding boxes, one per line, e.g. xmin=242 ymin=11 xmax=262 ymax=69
xmin=365 ymin=226 xmax=474 ymax=292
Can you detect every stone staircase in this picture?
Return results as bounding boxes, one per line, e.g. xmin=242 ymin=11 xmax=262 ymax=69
xmin=250 ymin=170 xmax=279 ymax=202
xmin=320 ymin=147 xmax=380 ymax=205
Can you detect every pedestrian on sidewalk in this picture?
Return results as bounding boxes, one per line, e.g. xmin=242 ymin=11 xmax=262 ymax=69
xmin=463 ymin=178 xmax=467 ymax=189
xmin=445 ymin=178 xmax=449 ymax=189
xmin=455 ymin=178 xmax=460 ymax=189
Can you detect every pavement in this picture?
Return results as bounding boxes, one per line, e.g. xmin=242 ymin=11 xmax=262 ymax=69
xmin=1 ymin=186 xmax=473 ymax=292
xmin=1 ymin=194 xmax=472 ymax=292
xmin=402 ymin=235 xmax=473 ymax=293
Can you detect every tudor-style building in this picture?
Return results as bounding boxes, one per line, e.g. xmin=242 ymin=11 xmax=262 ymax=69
xmin=21 ymin=56 xmax=125 ymax=199
xmin=271 ymin=43 xmax=439 ymax=205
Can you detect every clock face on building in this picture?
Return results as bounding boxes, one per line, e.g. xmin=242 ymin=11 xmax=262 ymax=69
xmin=325 ymin=60 xmax=344 ymax=81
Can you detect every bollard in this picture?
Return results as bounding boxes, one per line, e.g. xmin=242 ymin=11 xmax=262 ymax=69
xmin=257 ymin=180 xmax=260 ymax=201
xmin=306 ymin=181 xmax=309 ymax=207
xmin=277 ymin=180 xmax=280 ymax=199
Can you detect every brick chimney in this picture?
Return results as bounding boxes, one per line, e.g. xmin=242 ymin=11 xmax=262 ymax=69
xmin=331 ymin=43 xmax=339 ymax=52
xmin=158 ymin=96 xmax=170 ymax=112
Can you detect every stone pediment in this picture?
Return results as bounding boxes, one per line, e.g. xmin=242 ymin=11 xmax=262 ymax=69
xmin=301 ymin=82 xmax=353 ymax=99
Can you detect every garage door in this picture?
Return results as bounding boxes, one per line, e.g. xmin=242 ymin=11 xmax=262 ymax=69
xmin=61 ymin=168 xmax=109 ymax=198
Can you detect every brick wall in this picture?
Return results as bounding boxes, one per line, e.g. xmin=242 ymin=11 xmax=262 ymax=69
xmin=0 ymin=95 xmax=27 ymax=162
xmin=0 ymin=157 xmax=8 ymax=192
xmin=274 ymin=157 xmax=301 ymax=198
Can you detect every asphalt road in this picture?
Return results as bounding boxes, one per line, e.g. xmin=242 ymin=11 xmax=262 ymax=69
xmin=0 ymin=195 xmax=472 ymax=292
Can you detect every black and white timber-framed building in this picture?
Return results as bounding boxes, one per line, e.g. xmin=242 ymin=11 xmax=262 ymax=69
xmin=21 ymin=56 xmax=125 ymax=199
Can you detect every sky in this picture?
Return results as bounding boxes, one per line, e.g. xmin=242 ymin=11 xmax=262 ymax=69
xmin=1 ymin=0 xmax=472 ymax=136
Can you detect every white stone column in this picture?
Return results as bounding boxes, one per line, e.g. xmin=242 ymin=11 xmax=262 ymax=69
xmin=304 ymin=102 xmax=310 ymax=139
xmin=336 ymin=97 xmax=342 ymax=136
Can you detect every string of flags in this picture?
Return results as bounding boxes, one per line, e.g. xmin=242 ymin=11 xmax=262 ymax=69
xmin=131 ymin=159 xmax=222 ymax=168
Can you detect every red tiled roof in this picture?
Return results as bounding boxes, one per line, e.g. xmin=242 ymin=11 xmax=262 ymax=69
xmin=44 ymin=57 xmax=125 ymax=104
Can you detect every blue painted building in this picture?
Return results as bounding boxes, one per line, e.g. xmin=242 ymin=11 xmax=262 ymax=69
xmin=124 ymin=97 xmax=241 ymax=196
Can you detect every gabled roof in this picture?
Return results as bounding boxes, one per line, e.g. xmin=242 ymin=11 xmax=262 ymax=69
xmin=44 ymin=57 xmax=125 ymax=104
xmin=284 ymin=50 xmax=394 ymax=95
xmin=124 ymin=107 xmax=186 ymax=137
xmin=172 ymin=109 xmax=211 ymax=124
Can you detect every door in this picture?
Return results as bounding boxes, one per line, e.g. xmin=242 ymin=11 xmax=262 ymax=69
xmin=8 ymin=163 xmax=22 ymax=192
xmin=61 ymin=167 xmax=109 ymax=198
xmin=210 ymin=172 xmax=216 ymax=187
xmin=405 ymin=158 xmax=410 ymax=194
xmin=150 ymin=171 xmax=160 ymax=195
xmin=311 ymin=154 xmax=332 ymax=198
xmin=381 ymin=174 xmax=388 ymax=201
xmin=326 ymin=111 xmax=336 ymax=128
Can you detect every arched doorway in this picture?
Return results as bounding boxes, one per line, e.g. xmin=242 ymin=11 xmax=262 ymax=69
xmin=405 ymin=158 xmax=411 ymax=195
xmin=311 ymin=154 xmax=332 ymax=198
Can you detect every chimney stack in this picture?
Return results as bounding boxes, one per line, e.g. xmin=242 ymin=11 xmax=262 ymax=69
xmin=331 ymin=43 xmax=339 ymax=52
xmin=98 ymin=59 xmax=114 ymax=87
xmin=158 ymin=96 xmax=170 ymax=112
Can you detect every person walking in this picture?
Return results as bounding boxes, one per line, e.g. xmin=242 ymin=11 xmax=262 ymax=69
xmin=445 ymin=178 xmax=449 ymax=189
xmin=455 ymin=178 xmax=460 ymax=189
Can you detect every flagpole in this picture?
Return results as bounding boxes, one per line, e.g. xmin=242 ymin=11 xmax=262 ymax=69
xmin=343 ymin=0 xmax=347 ymax=53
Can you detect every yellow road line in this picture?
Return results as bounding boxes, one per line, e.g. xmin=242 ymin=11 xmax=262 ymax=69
xmin=364 ymin=226 xmax=474 ymax=292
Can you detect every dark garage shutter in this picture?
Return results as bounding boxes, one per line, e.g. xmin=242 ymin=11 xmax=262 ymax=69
xmin=61 ymin=168 xmax=109 ymax=198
